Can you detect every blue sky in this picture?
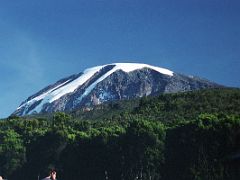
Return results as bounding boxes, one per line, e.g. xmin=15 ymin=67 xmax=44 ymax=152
xmin=0 ymin=0 xmax=240 ymax=118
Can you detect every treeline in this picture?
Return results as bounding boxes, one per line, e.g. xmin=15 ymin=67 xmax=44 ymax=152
xmin=135 ymin=88 xmax=240 ymax=122
xmin=69 ymin=88 xmax=240 ymax=122
xmin=0 ymin=113 xmax=240 ymax=180
xmin=0 ymin=88 xmax=240 ymax=180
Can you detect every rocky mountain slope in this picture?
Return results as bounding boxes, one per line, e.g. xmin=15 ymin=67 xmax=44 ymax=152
xmin=13 ymin=63 xmax=222 ymax=116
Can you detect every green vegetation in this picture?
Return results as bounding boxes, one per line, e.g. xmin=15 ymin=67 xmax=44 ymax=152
xmin=0 ymin=88 xmax=240 ymax=180
xmin=68 ymin=88 xmax=240 ymax=123
xmin=135 ymin=88 xmax=240 ymax=122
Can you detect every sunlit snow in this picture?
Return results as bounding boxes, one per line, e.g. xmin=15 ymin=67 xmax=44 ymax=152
xmin=18 ymin=63 xmax=173 ymax=115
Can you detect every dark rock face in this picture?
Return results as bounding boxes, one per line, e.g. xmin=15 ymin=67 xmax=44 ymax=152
xmin=13 ymin=64 xmax=222 ymax=116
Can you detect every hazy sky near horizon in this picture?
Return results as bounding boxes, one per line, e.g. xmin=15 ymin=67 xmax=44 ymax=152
xmin=0 ymin=0 xmax=240 ymax=118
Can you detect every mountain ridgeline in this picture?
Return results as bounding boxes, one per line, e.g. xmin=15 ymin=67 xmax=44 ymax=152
xmin=13 ymin=63 xmax=222 ymax=116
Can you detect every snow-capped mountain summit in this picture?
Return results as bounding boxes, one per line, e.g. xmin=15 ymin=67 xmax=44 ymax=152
xmin=13 ymin=63 xmax=221 ymax=116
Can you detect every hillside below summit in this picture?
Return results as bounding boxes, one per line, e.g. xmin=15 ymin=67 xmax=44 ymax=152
xmin=13 ymin=63 xmax=222 ymax=116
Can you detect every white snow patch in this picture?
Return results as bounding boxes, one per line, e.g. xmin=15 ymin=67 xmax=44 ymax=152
xmin=99 ymin=91 xmax=111 ymax=101
xmin=76 ymin=63 xmax=173 ymax=102
xmin=19 ymin=63 xmax=173 ymax=115
xmin=19 ymin=65 xmax=106 ymax=115
xmin=111 ymin=63 xmax=174 ymax=76
xmin=18 ymin=80 xmax=71 ymax=111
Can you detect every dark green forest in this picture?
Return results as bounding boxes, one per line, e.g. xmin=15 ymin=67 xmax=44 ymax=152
xmin=0 ymin=88 xmax=240 ymax=180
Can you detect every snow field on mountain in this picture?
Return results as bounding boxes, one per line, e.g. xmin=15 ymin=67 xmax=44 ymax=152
xmin=17 ymin=63 xmax=173 ymax=115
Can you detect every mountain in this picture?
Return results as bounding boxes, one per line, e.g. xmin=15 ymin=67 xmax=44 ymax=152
xmin=13 ymin=63 xmax=222 ymax=116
